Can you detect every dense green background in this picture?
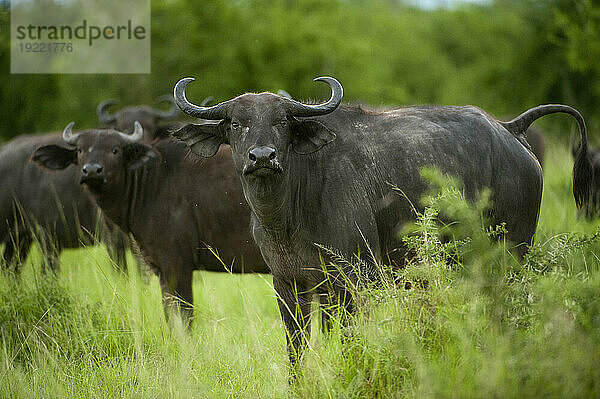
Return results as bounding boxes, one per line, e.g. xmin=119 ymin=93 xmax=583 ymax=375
xmin=1 ymin=0 xmax=599 ymax=141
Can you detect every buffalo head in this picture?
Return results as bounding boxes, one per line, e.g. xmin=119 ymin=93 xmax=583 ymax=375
xmin=32 ymin=122 xmax=158 ymax=193
xmin=97 ymin=95 xmax=180 ymax=138
xmin=172 ymin=77 xmax=343 ymax=183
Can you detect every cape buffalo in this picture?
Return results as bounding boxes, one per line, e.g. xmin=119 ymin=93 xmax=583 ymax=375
xmin=31 ymin=122 xmax=269 ymax=321
xmin=0 ymin=133 xmax=125 ymax=269
xmin=172 ymin=76 xmax=592 ymax=367
xmin=97 ymin=95 xmax=182 ymax=137
xmin=0 ymin=96 xmax=184 ymax=268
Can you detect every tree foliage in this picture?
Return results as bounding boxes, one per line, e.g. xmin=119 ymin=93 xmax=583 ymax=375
xmin=1 ymin=0 xmax=599 ymax=141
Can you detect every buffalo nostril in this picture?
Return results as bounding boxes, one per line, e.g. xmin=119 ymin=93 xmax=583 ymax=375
xmin=249 ymin=146 xmax=277 ymax=163
xmin=82 ymin=164 xmax=102 ymax=176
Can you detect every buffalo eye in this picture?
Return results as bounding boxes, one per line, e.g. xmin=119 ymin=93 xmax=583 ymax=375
xmin=77 ymin=148 xmax=82 ymax=154
xmin=277 ymin=120 xmax=287 ymax=128
xmin=112 ymin=147 xmax=120 ymax=155
xmin=231 ymin=121 xmax=240 ymax=130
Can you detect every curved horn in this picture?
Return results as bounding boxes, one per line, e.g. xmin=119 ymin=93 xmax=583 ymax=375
xmin=153 ymin=95 xmax=180 ymax=120
xmin=62 ymin=122 xmax=79 ymax=145
xmin=284 ymin=77 xmax=343 ymax=117
xmin=174 ymin=78 xmax=232 ymax=120
xmin=97 ymin=99 xmax=118 ymax=124
xmin=118 ymin=121 xmax=144 ymax=143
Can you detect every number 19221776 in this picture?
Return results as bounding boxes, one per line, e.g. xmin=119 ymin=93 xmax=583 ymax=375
xmin=19 ymin=42 xmax=73 ymax=53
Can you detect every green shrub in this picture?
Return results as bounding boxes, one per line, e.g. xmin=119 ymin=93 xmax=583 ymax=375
xmin=297 ymin=168 xmax=600 ymax=398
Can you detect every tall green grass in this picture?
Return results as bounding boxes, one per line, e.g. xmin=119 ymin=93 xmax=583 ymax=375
xmin=1 ymin=140 xmax=598 ymax=398
xmin=1 ymin=248 xmax=288 ymax=398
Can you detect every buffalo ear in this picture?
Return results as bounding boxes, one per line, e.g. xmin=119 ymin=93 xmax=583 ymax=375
xmin=31 ymin=145 xmax=77 ymax=170
xmin=172 ymin=121 xmax=228 ymax=158
xmin=291 ymin=119 xmax=336 ymax=155
xmin=123 ymin=143 xmax=159 ymax=170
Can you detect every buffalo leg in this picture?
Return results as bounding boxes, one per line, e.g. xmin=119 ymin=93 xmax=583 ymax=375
xmin=2 ymin=239 xmax=16 ymax=266
xmin=103 ymin=220 xmax=129 ymax=271
xmin=41 ymin=242 xmax=60 ymax=273
xmin=319 ymin=288 xmax=354 ymax=338
xmin=3 ymin=233 xmax=32 ymax=269
xmin=318 ymin=292 xmax=332 ymax=334
xmin=159 ymin=268 xmax=194 ymax=326
xmin=334 ymin=287 xmax=355 ymax=351
xmin=106 ymin=232 xmax=128 ymax=271
xmin=273 ymin=277 xmax=313 ymax=377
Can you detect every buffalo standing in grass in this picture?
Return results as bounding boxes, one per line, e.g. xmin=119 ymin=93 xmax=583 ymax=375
xmin=32 ymin=122 xmax=269 ymax=320
xmin=172 ymin=76 xmax=592 ymax=368
xmin=0 ymin=97 xmax=181 ymax=268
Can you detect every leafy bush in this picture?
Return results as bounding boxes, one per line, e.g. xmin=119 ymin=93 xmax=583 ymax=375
xmin=296 ymin=169 xmax=600 ymax=398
